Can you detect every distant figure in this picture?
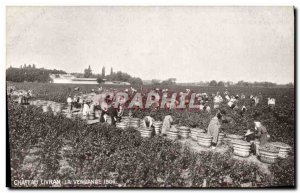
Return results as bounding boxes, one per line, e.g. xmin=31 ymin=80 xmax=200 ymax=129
xmin=18 ymin=95 xmax=23 ymax=104
xmin=224 ymin=89 xmax=229 ymax=96
xmin=100 ymin=100 xmax=109 ymax=123
xmin=79 ymin=96 xmax=84 ymax=111
xmin=213 ymin=92 xmax=223 ymax=109
xmin=67 ymin=95 xmax=72 ymax=113
xmin=267 ymin=98 xmax=276 ymax=109
xmin=82 ymin=101 xmax=90 ymax=118
xmin=227 ymin=96 xmax=237 ymax=109
xmin=108 ymin=102 xmax=118 ymax=126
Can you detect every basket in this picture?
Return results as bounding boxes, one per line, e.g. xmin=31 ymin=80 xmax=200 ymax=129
xmin=197 ymin=134 xmax=212 ymax=147
xmin=258 ymin=146 xmax=279 ymax=164
xmin=259 ymin=154 xmax=278 ymax=164
xmin=154 ymin=127 xmax=161 ymax=135
xmin=167 ymin=131 xmax=179 ymax=140
xmin=153 ymin=121 xmax=163 ymax=128
xmin=197 ymin=140 xmax=212 ymax=147
xmin=198 ymin=133 xmax=213 ymax=139
xmin=116 ymin=122 xmax=127 ymax=129
xmin=140 ymin=128 xmax=152 ymax=138
xmin=217 ymin=133 xmax=225 ymax=145
xmin=268 ymin=142 xmax=291 ymax=158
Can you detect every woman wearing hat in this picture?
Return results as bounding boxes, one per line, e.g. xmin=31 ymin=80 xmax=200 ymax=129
xmin=254 ymin=121 xmax=269 ymax=145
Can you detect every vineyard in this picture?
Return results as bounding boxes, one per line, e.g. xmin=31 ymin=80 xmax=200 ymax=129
xmin=7 ymin=82 xmax=295 ymax=188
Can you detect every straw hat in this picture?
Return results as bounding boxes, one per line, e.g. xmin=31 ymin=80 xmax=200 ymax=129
xmin=245 ymin=129 xmax=253 ymax=136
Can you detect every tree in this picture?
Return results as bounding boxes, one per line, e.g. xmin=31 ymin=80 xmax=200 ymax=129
xmin=130 ymin=77 xmax=143 ymax=86
xmin=110 ymin=67 xmax=113 ymax=76
xmin=151 ymin=79 xmax=161 ymax=85
xmin=102 ymin=66 xmax=105 ymax=77
xmin=84 ymin=65 xmax=92 ymax=78
xmin=209 ymin=80 xmax=217 ymax=86
xmin=33 ymin=64 xmax=36 ymax=69
xmin=161 ymin=78 xmax=176 ymax=85
xmin=217 ymin=81 xmax=225 ymax=87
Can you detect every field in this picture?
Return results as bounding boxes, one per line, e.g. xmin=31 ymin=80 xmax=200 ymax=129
xmin=7 ymin=82 xmax=295 ymax=188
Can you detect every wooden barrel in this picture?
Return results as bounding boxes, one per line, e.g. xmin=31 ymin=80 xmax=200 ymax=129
xmin=167 ymin=130 xmax=179 ymax=140
xmin=190 ymin=128 xmax=205 ymax=141
xmin=116 ymin=122 xmax=127 ymax=129
xmin=154 ymin=127 xmax=161 ymax=135
xmin=232 ymin=140 xmax=251 ymax=157
xmin=153 ymin=121 xmax=163 ymax=128
xmin=129 ymin=118 xmax=140 ymax=128
xmin=268 ymin=142 xmax=291 ymax=159
xmin=225 ymin=134 xmax=243 ymax=146
xmin=140 ymin=128 xmax=152 ymax=138
xmin=178 ymin=126 xmax=190 ymax=139
xmin=197 ymin=133 xmax=213 ymax=147
xmin=217 ymin=133 xmax=225 ymax=146
xmin=258 ymin=145 xmax=279 ymax=164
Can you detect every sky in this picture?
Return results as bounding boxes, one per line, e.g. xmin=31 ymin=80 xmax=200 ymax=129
xmin=6 ymin=6 xmax=294 ymax=84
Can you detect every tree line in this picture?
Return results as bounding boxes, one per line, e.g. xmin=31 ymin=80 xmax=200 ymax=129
xmin=6 ymin=64 xmax=66 ymax=83
xmin=81 ymin=66 xmax=143 ymax=86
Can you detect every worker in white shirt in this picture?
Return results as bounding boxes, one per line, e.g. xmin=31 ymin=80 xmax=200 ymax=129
xmin=67 ymin=95 xmax=73 ymax=113
xmin=267 ymin=98 xmax=276 ymax=109
xmin=213 ymin=92 xmax=223 ymax=109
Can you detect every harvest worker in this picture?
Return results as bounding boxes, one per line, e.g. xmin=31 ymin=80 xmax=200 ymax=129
xmin=267 ymin=98 xmax=276 ymax=109
xmin=207 ymin=111 xmax=223 ymax=149
xmin=67 ymin=95 xmax=73 ymax=113
xmin=79 ymin=96 xmax=84 ymax=112
xmin=213 ymin=92 xmax=223 ymax=109
xmin=161 ymin=114 xmax=174 ymax=135
xmin=143 ymin=114 xmax=155 ymax=129
xmin=82 ymin=101 xmax=90 ymax=119
xmin=108 ymin=101 xmax=118 ymax=126
xmin=100 ymin=100 xmax=109 ymax=123
xmin=254 ymin=121 xmax=269 ymax=145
